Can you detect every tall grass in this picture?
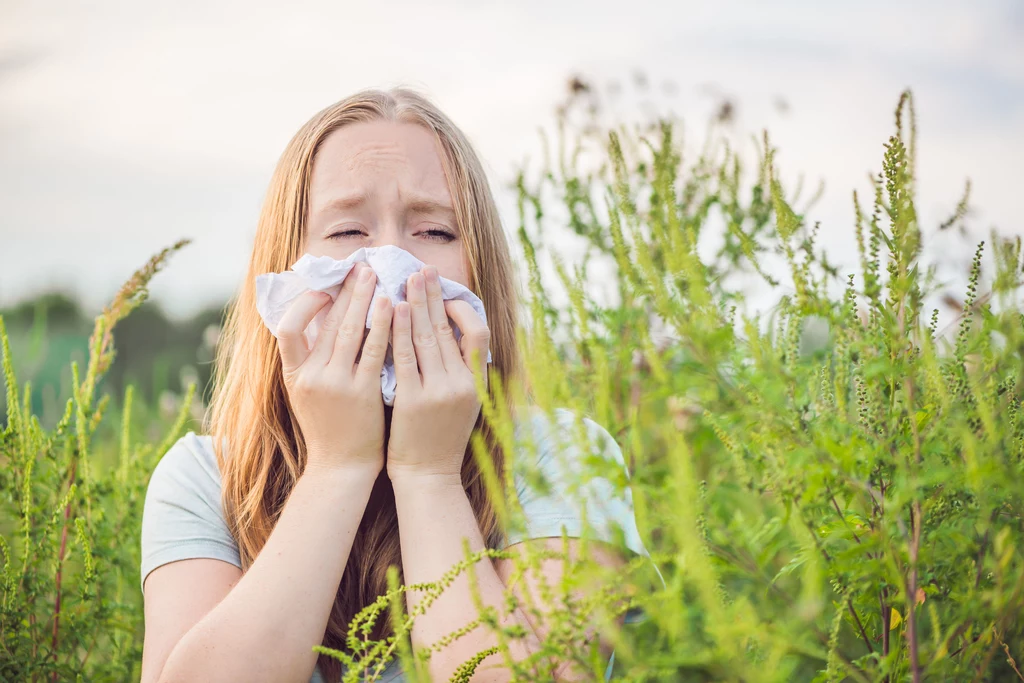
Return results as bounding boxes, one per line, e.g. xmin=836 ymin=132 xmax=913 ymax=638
xmin=2 ymin=91 xmax=1022 ymax=682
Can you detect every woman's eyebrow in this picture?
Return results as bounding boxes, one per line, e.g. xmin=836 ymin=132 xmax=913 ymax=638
xmin=320 ymin=191 xmax=454 ymax=216
xmin=323 ymin=191 xmax=370 ymax=212
xmin=405 ymin=196 xmax=456 ymax=217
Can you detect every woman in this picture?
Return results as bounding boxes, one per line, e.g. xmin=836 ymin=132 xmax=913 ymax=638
xmin=139 ymin=87 xmax=649 ymax=683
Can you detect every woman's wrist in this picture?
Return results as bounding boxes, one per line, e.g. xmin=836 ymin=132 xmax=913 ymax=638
xmin=303 ymin=456 xmax=382 ymax=482
xmin=388 ymin=468 xmax=463 ymax=492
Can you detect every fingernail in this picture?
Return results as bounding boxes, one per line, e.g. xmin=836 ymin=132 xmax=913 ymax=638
xmin=360 ymin=268 xmax=373 ymax=283
xmin=412 ymin=273 xmax=424 ymax=291
xmin=426 ymin=266 xmax=439 ymax=284
xmin=398 ymin=302 xmax=410 ymax=318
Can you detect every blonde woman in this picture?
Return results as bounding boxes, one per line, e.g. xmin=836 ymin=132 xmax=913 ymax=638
xmin=139 ymin=87 xmax=649 ymax=683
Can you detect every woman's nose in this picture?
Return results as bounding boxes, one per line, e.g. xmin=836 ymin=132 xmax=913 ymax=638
xmin=369 ymin=225 xmax=407 ymax=250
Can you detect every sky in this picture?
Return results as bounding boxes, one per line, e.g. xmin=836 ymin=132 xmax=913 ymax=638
xmin=1 ymin=0 xmax=1022 ymax=318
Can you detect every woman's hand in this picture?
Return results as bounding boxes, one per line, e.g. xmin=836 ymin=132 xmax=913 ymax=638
xmin=276 ymin=262 xmax=393 ymax=474
xmin=386 ymin=264 xmax=491 ymax=483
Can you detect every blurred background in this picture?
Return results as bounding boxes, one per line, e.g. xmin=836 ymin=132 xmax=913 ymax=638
xmin=1 ymin=0 xmax=1022 ymax=419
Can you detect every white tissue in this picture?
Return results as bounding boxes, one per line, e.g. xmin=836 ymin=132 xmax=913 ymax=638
xmin=254 ymin=244 xmax=491 ymax=406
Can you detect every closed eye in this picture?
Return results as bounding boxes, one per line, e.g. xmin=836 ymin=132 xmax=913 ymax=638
xmin=325 ymin=227 xmax=456 ymax=242
xmin=327 ymin=229 xmax=365 ymax=239
xmin=421 ymin=228 xmax=456 ymax=243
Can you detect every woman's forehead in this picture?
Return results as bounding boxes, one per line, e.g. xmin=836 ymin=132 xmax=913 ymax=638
xmin=310 ymin=121 xmax=451 ymax=205
xmin=316 ymin=122 xmax=443 ymax=175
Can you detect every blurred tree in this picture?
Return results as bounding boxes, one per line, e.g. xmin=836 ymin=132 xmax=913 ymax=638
xmin=0 ymin=292 xmax=225 ymax=425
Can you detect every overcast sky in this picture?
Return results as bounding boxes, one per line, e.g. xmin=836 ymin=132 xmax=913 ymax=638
xmin=1 ymin=0 xmax=1021 ymax=318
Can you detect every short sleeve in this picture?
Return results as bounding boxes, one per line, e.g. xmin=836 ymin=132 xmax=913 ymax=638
xmin=140 ymin=432 xmax=242 ymax=594
xmin=507 ymin=407 xmax=648 ymax=559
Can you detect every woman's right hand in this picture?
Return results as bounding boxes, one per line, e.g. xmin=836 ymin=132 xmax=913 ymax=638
xmin=275 ymin=262 xmax=393 ymax=474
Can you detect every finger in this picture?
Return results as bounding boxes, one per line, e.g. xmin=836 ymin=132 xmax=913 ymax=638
xmin=308 ymin=262 xmax=365 ymax=366
xmin=444 ymin=299 xmax=490 ymax=381
xmin=406 ymin=271 xmax=445 ymax=377
xmin=391 ymin=301 xmax=420 ymax=388
xmin=355 ymin=295 xmax=393 ymax=384
xmin=423 ymin=265 xmax=464 ymax=373
xmin=276 ymin=289 xmax=333 ymax=373
xmin=330 ymin=265 xmax=378 ymax=370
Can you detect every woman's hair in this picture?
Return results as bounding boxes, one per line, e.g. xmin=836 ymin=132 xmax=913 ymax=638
xmin=206 ymin=87 xmax=523 ymax=681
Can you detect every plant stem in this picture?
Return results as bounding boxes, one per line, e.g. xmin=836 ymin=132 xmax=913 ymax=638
xmin=880 ymin=586 xmax=890 ymax=683
xmin=829 ymin=492 xmax=862 ymax=544
xmin=847 ymin=600 xmax=874 ymax=655
xmin=50 ymin=460 xmax=77 ymax=683
xmin=906 ymin=376 xmax=923 ymax=683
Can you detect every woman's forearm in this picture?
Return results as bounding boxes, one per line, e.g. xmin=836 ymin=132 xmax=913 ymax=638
xmin=392 ymin=474 xmax=543 ymax=683
xmin=158 ymin=463 xmax=379 ymax=683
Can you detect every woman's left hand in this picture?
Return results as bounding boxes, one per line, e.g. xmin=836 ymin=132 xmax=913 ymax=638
xmin=386 ymin=264 xmax=490 ymax=483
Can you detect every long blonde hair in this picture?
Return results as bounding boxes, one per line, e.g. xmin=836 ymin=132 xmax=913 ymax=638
xmin=206 ymin=87 xmax=523 ymax=681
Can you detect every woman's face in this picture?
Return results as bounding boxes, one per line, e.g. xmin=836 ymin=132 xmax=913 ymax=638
xmin=305 ymin=120 xmax=469 ymax=287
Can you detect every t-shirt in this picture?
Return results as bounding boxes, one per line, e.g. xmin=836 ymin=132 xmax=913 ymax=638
xmin=140 ymin=405 xmax=654 ymax=682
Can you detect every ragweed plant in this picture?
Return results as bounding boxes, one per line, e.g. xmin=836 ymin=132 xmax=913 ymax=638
xmin=495 ymin=89 xmax=1023 ymax=681
xmin=3 ymin=87 xmax=1022 ymax=683
xmin=0 ymin=241 xmax=194 ymax=682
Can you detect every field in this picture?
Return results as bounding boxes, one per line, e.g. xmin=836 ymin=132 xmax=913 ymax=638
xmin=2 ymin=88 xmax=1023 ymax=682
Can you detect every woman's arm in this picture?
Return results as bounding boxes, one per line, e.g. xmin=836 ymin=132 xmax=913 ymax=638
xmin=143 ymin=263 xmax=396 ymax=683
xmin=393 ymin=476 xmax=627 ymax=682
xmin=393 ymin=474 xmax=541 ymax=681
xmin=143 ymin=463 xmax=378 ymax=683
xmin=383 ymin=268 xmax=632 ymax=680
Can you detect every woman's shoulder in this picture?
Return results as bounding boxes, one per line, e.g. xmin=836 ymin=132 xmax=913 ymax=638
xmin=510 ymin=404 xmax=633 ymax=509
xmin=143 ymin=431 xmax=228 ymax=536
xmin=141 ymin=432 xmax=239 ymax=592
xmin=506 ymin=405 xmax=648 ymax=558
xmin=149 ymin=431 xmax=223 ymax=491
xmin=512 ymin=405 xmax=628 ymax=474
xmin=513 ymin=404 xmax=593 ymax=441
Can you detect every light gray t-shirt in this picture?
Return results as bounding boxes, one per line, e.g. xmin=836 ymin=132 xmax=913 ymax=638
xmin=140 ymin=406 xmax=653 ymax=682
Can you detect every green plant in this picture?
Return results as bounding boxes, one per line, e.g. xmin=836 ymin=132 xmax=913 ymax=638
xmin=1 ymin=240 xmax=194 ymax=682
xmin=3 ymin=84 xmax=1022 ymax=683
xmin=496 ymin=88 xmax=1024 ymax=681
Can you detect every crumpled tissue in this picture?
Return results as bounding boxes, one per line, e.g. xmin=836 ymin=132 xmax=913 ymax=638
xmin=254 ymin=244 xmax=491 ymax=406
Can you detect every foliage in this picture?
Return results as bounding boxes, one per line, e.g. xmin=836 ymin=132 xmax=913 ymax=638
xmin=0 ymin=241 xmax=195 ymax=682
xmin=2 ymin=84 xmax=1022 ymax=683
xmin=490 ymin=87 xmax=1024 ymax=682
